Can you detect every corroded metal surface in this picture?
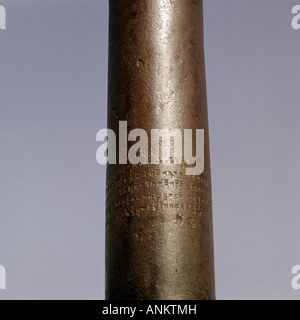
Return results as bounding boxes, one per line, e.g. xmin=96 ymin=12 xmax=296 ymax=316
xmin=106 ymin=0 xmax=215 ymax=300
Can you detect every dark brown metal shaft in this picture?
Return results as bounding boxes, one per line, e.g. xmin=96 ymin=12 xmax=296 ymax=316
xmin=106 ymin=0 xmax=215 ymax=300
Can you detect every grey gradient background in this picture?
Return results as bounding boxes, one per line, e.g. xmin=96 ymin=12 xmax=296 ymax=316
xmin=0 ymin=0 xmax=299 ymax=300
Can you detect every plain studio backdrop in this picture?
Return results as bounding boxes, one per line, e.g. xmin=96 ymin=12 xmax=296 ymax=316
xmin=0 ymin=0 xmax=299 ymax=300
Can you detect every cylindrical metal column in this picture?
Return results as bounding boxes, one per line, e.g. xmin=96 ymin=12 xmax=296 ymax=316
xmin=106 ymin=0 xmax=215 ymax=300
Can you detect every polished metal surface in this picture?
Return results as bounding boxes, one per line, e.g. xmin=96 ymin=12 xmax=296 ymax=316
xmin=106 ymin=0 xmax=215 ymax=300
